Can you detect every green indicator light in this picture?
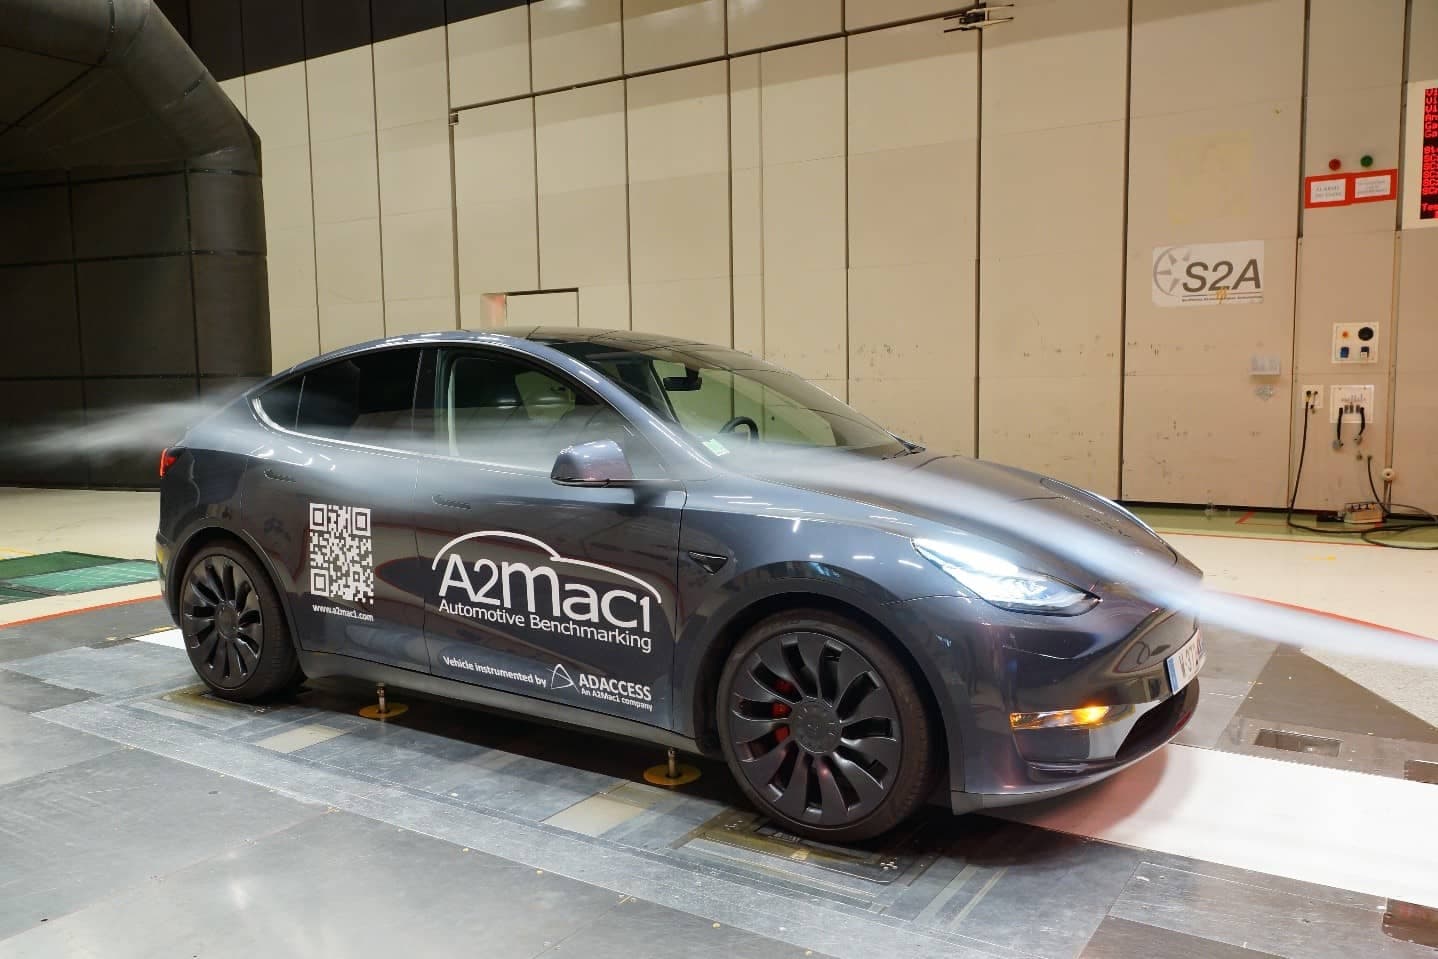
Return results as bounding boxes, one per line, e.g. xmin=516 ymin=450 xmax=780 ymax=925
xmin=1361 ymin=154 xmax=1374 ymax=167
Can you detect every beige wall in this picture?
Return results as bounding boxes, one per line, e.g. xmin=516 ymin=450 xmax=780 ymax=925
xmin=230 ymin=0 xmax=1438 ymax=510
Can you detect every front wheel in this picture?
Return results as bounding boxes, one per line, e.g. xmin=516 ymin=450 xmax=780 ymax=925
xmin=716 ymin=610 xmax=937 ymax=842
xmin=179 ymin=543 xmax=302 ymax=702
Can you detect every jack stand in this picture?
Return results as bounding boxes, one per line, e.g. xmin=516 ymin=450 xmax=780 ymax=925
xmin=359 ymin=681 xmax=408 ymax=720
xmin=643 ymin=747 xmax=701 ymax=787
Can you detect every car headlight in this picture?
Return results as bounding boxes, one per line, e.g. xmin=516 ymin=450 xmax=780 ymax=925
xmin=912 ymin=538 xmax=1096 ymax=615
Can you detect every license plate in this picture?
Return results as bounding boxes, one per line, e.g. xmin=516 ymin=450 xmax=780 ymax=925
xmin=1165 ymin=629 xmax=1205 ymax=693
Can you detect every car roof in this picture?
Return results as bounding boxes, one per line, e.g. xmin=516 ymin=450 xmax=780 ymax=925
xmin=271 ymin=327 xmax=722 ymax=382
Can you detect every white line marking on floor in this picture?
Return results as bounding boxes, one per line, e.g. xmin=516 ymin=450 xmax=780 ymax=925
xmin=995 ymin=742 xmax=1438 ymax=908
xmin=135 ymin=627 xmax=185 ymax=649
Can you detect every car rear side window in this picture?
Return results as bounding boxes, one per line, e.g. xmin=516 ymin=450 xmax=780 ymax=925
xmin=275 ymin=348 xmax=423 ymax=447
xmin=255 ymin=378 xmax=300 ymax=429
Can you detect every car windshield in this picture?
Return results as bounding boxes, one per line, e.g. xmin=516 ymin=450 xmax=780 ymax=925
xmin=550 ymin=341 xmax=912 ymax=460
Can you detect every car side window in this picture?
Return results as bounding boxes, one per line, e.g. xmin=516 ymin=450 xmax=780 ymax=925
xmin=255 ymin=377 xmax=300 ymax=429
xmin=275 ymin=348 xmax=422 ymax=447
xmin=438 ymin=350 xmax=660 ymax=474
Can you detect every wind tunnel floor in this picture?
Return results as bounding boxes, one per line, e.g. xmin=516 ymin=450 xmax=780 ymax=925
xmin=3 ymin=600 xmax=1437 ymax=958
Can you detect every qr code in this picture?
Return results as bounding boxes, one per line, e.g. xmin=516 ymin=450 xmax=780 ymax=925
xmin=308 ymin=503 xmax=374 ymax=604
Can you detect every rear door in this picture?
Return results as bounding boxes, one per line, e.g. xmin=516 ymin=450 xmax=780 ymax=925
xmin=243 ymin=347 xmax=427 ymax=671
xmin=412 ymin=346 xmax=686 ymax=728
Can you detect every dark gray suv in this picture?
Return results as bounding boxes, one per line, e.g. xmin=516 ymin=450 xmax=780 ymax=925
xmin=157 ymin=328 xmax=1202 ymax=841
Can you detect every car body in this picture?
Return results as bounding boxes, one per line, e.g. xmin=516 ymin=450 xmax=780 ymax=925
xmin=157 ymin=328 xmax=1203 ymax=839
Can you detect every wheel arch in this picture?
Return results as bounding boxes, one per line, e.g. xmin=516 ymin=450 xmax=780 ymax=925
xmin=688 ymin=588 xmax=963 ymax=793
xmin=168 ymin=523 xmax=301 ymax=653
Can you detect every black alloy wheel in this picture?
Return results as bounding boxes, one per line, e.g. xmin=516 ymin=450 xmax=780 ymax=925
xmin=180 ymin=543 xmax=301 ymax=701
xmin=717 ymin=611 xmax=936 ymax=841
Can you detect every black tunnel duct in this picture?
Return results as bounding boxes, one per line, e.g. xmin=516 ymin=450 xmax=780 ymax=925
xmin=0 ymin=0 xmax=269 ymax=489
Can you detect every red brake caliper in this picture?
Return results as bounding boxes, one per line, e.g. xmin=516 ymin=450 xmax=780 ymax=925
xmin=771 ymin=679 xmax=794 ymax=740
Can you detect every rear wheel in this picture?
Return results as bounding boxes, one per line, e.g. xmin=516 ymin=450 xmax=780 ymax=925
xmin=179 ymin=543 xmax=301 ymax=702
xmin=716 ymin=610 xmax=937 ymax=842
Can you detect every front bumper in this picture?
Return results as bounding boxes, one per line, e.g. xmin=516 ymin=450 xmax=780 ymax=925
xmin=890 ymin=593 xmax=1201 ymax=812
xmin=953 ymin=678 xmax=1199 ymax=811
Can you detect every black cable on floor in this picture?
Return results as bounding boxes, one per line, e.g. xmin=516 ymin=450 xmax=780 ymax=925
xmin=1285 ymin=397 xmax=1438 ymax=549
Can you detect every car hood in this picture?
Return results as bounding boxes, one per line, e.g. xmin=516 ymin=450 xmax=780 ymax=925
xmin=746 ymin=450 xmax=1185 ymax=590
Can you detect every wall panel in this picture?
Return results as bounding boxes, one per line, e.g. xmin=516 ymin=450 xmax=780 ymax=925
xmin=536 ymin=82 xmax=629 ymax=329
xmin=1287 ymin=0 xmax=1404 ymax=510
xmin=449 ymin=5 xmax=530 ymax=106
xmin=246 ymin=62 xmax=318 ymax=368
xmin=217 ymin=77 xmax=246 ymax=116
xmin=1121 ymin=0 xmax=1304 ymax=506
xmin=531 ymin=0 xmax=622 ymax=90
xmin=848 ymin=22 xmax=977 ymax=453
xmin=627 ymin=62 xmax=730 ymax=343
xmin=845 ymin=0 xmax=953 ymax=31
xmin=729 ymin=54 xmax=763 ymax=354
xmin=728 ymin=0 xmax=841 ymax=55
xmin=455 ymin=98 xmax=538 ymax=326
xmin=623 ymin=0 xmax=724 ymax=73
xmin=308 ymin=46 xmax=384 ymax=352
xmin=374 ymin=27 xmax=455 ymax=335
xmin=979 ymin=0 xmax=1127 ymax=496
xmin=1392 ymin=230 xmax=1438 ymax=508
xmin=760 ymin=39 xmax=845 ymax=384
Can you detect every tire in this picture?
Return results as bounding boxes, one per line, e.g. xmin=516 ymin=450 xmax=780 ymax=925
xmin=178 ymin=543 xmax=302 ymax=702
xmin=716 ymin=609 xmax=937 ymax=843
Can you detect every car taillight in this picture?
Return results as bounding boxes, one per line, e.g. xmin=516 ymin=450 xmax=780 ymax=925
xmin=159 ymin=448 xmax=179 ymax=478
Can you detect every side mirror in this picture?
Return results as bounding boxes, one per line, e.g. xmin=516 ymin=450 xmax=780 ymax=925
xmin=551 ymin=439 xmax=635 ymax=487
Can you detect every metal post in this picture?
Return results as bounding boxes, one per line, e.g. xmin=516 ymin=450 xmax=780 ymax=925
xmin=377 ymin=683 xmax=387 ymax=715
xmin=666 ymin=747 xmax=678 ymax=779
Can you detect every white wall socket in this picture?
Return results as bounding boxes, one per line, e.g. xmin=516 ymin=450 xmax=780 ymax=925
xmin=1329 ymin=385 xmax=1376 ymax=424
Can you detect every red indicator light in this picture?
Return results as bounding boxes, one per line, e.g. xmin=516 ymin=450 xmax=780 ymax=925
xmin=1328 ymin=158 xmax=1342 ymax=171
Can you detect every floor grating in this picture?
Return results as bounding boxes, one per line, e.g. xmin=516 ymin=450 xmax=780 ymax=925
xmin=1253 ymin=727 xmax=1343 ymax=757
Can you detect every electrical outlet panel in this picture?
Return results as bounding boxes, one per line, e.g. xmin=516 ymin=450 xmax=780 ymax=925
xmin=1329 ymin=385 xmax=1376 ymax=424
xmin=1332 ymin=323 xmax=1379 ymax=364
xmin=1301 ymin=385 xmax=1323 ymax=410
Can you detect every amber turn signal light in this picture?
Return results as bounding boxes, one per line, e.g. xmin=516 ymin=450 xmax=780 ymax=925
xmin=1010 ymin=704 xmax=1114 ymax=730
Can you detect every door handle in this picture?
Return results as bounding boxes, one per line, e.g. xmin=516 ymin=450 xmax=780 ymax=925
xmin=432 ymin=495 xmax=471 ymax=511
xmin=263 ymin=468 xmax=296 ymax=483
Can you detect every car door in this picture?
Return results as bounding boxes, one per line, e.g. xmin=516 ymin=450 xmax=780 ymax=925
xmin=413 ymin=346 xmax=685 ymax=729
xmin=242 ymin=347 xmax=427 ymax=672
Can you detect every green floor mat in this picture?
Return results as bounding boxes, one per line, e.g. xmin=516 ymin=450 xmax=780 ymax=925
xmin=6 ymin=560 xmax=158 ymax=594
xmin=0 ymin=551 xmax=129 ymax=579
xmin=0 ymin=584 xmax=47 ymax=605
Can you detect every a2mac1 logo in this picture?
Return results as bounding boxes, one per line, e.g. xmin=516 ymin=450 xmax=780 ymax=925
xmin=1152 ymin=240 xmax=1264 ymax=307
xmin=433 ymin=530 xmax=661 ymax=654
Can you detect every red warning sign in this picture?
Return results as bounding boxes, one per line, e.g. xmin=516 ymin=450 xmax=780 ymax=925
xmin=1304 ymin=169 xmax=1397 ymax=208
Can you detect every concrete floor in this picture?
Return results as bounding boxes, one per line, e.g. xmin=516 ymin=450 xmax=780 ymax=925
xmin=2 ymin=488 xmax=1437 ymax=958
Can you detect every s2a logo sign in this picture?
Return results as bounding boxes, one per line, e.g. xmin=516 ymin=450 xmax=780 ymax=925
xmin=1152 ymin=240 xmax=1264 ymax=307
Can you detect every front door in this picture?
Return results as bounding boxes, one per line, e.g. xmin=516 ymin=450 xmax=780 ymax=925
xmin=413 ymin=346 xmax=685 ymax=728
xmin=243 ymin=347 xmax=426 ymax=672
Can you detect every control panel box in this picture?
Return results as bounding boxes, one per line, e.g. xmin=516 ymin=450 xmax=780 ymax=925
xmin=1332 ymin=323 xmax=1379 ymax=364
